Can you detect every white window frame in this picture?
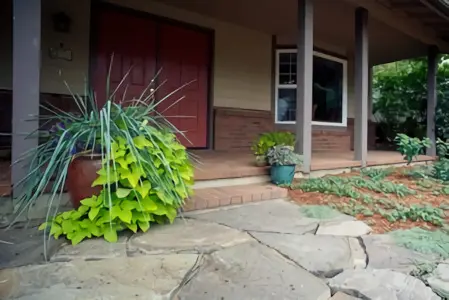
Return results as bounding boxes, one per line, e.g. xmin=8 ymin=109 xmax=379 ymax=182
xmin=275 ymin=49 xmax=348 ymax=127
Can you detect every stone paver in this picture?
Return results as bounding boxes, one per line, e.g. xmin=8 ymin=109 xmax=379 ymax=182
xmin=186 ymin=199 xmax=319 ymax=234
xmin=250 ymin=232 xmax=366 ymax=277
xmin=316 ymin=220 xmax=372 ymax=237
xmin=176 ymin=242 xmax=331 ymax=300
xmin=328 ymin=269 xmax=440 ymax=300
xmin=362 ymin=234 xmax=439 ymax=274
xmin=51 ymin=233 xmax=130 ymax=262
xmin=427 ymin=263 xmax=449 ymax=298
xmin=330 ymin=292 xmax=361 ymax=300
xmin=128 ymin=218 xmax=252 ymax=255
xmin=2 ymin=199 xmax=447 ymax=300
xmin=1 ymin=255 xmax=199 ymax=300
xmin=0 ymin=226 xmax=63 ymax=269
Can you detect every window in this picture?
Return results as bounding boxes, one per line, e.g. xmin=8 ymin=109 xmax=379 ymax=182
xmin=275 ymin=49 xmax=347 ymax=126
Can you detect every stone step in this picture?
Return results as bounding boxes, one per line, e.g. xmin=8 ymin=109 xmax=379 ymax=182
xmin=183 ymin=184 xmax=287 ymax=212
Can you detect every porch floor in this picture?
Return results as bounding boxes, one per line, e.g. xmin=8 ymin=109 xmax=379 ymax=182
xmin=0 ymin=150 xmax=435 ymax=197
xmin=192 ymin=150 xmax=435 ymax=181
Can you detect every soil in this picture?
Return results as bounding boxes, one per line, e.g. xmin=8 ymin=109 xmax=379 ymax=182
xmin=289 ymin=168 xmax=449 ymax=234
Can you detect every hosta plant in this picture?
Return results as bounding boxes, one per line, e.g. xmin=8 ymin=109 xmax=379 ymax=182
xmin=266 ymin=145 xmax=302 ymax=166
xmin=251 ymin=131 xmax=295 ymax=163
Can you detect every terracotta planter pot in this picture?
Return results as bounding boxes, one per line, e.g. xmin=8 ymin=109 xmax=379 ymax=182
xmin=67 ymin=154 xmax=103 ymax=208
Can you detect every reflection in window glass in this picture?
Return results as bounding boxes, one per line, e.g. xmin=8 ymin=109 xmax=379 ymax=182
xmin=276 ymin=51 xmax=345 ymax=124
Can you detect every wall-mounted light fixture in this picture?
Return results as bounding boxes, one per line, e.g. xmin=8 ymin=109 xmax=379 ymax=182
xmin=52 ymin=12 xmax=72 ymax=33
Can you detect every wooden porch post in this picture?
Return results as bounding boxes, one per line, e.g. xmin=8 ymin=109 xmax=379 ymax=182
xmin=368 ymin=67 xmax=373 ymax=120
xmin=427 ymin=45 xmax=438 ymax=157
xmin=354 ymin=8 xmax=369 ymax=166
xmin=12 ymin=0 xmax=41 ymax=198
xmin=296 ymin=0 xmax=313 ymax=173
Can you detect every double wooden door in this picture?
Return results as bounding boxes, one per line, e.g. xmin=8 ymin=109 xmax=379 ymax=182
xmin=93 ymin=8 xmax=210 ymax=148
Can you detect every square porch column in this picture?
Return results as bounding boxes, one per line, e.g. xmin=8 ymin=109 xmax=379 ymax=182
xmin=354 ymin=8 xmax=369 ymax=166
xmin=295 ymin=0 xmax=313 ymax=173
xmin=12 ymin=0 xmax=41 ymax=198
xmin=427 ymin=45 xmax=438 ymax=157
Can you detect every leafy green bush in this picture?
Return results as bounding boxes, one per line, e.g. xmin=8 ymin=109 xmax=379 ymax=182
xmin=373 ymin=57 xmax=449 ymax=143
xmin=382 ymin=204 xmax=444 ymax=226
xmin=251 ymin=132 xmax=295 ymax=157
xmin=394 ymin=133 xmax=431 ymax=164
xmin=433 ymin=159 xmax=449 ymax=182
xmin=360 ymin=168 xmax=393 ymax=181
xmin=293 ymin=175 xmax=415 ymax=198
xmin=266 ymin=145 xmax=302 ymax=166
xmin=11 ymin=59 xmax=195 ymax=246
xmin=40 ymin=136 xmax=193 ymax=244
xmin=437 ymin=138 xmax=449 ymax=158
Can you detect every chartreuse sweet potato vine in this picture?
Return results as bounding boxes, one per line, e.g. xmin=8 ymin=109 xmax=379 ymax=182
xmin=39 ymin=132 xmax=194 ymax=245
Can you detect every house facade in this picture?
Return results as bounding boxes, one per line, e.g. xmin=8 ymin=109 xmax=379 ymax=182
xmin=1 ymin=0 xmax=448 ymax=189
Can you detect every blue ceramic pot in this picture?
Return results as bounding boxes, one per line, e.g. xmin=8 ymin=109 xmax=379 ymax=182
xmin=270 ymin=164 xmax=295 ymax=185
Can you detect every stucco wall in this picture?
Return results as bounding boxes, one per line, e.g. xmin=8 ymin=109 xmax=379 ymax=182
xmin=40 ymin=0 xmax=91 ymax=95
xmin=0 ymin=0 xmax=272 ymax=111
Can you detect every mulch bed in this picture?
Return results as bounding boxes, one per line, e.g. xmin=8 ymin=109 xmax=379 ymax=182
xmin=289 ymin=168 xmax=449 ymax=234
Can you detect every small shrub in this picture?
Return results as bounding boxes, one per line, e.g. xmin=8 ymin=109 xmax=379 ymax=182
xmin=251 ymin=132 xmax=295 ymax=157
xmin=437 ymin=138 xmax=449 ymax=158
xmin=433 ymin=159 xmax=449 ymax=182
xmin=382 ymin=204 xmax=444 ymax=226
xmin=394 ymin=133 xmax=431 ymax=164
xmin=403 ymin=165 xmax=433 ymax=179
xmin=266 ymin=145 xmax=302 ymax=166
xmin=361 ymin=168 xmax=393 ymax=181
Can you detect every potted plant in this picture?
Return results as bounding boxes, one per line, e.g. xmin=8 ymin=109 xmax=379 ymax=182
xmin=266 ymin=145 xmax=302 ymax=185
xmin=12 ymin=62 xmax=195 ymax=245
xmin=251 ymin=132 xmax=295 ymax=167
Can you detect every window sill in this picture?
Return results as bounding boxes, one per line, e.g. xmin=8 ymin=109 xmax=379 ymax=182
xmin=275 ymin=121 xmax=347 ymax=127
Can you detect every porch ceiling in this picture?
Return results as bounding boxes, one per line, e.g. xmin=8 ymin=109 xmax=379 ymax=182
xmin=152 ymin=0 xmax=437 ymax=64
xmin=378 ymin=0 xmax=449 ymax=43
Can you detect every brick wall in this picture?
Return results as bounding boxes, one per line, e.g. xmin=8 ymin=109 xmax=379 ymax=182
xmin=214 ymin=107 xmax=359 ymax=152
xmin=214 ymin=107 xmax=274 ymax=151
xmin=347 ymin=118 xmax=377 ymax=151
xmin=312 ymin=131 xmax=351 ymax=152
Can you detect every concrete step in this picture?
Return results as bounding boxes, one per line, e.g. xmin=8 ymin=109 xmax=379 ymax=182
xmin=183 ymin=183 xmax=288 ymax=212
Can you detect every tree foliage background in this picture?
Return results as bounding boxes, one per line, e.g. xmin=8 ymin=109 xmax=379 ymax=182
xmin=373 ymin=55 xmax=449 ymax=144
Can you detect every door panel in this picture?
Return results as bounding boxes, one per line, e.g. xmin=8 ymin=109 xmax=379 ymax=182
xmin=157 ymin=24 xmax=210 ymax=148
xmin=93 ymin=9 xmax=157 ymax=107
xmin=93 ymin=8 xmax=210 ymax=148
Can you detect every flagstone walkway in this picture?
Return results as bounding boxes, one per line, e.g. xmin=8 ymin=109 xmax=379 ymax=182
xmin=0 ymin=199 xmax=447 ymax=299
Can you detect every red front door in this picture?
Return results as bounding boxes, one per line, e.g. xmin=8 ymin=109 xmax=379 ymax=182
xmin=94 ymin=10 xmax=157 ymax=107
xmin=93 ymin=8 xmax=210 ymax=148
xmin=157 ymin=24 xmax=210 ymax=148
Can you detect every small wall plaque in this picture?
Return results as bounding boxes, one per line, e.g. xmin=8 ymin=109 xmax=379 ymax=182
xmin=49 ymin=43 xmax=73 ymax=61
